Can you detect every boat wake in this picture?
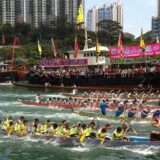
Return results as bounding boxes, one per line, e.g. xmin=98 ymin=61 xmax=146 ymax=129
xmin=107 ymin=145 xmax=160 ymax=155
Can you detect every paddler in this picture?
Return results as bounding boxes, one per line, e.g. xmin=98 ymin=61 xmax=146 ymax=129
xmin=19 ymin=120 xmax=27 ymax=137
xmin=96 ymin=124 xmax=113 ymax=140
xmin=40 ymin=120 xmax=50 ymax=134
xmin=70 ymin=121 xmax=81 ymax=137
xmin=2 ymin=115 xmax=13 ymax=130
xmin=6 ymin=121 xmax=14 ymax=136
xmin=111 ymin=123 xmax=130 ymax=141
xmin=79 ymin=124 xmax=88 ymax=142
xmin=48 ymin=123 xmax=58 ymax=137
xmin=111 ymin=127 xmax=126 ymax=141
xmin=141 ymin=108 xmax=150 ymax=119
xmin=96 ymin=128 xmax=107 ymax=142
xmin=62 ymin=123 xmax=70 ymax=139
xmin=115 ymin=106 xmax=125 ymax=117
xmin=85 ymin=121 xmax=96 ymax=138
xmin=56 ymin=120 xmax=67 ymax=136
xmin=35 ymin=93 xmax=42 ymax=103
xmin=14 ymin=121 xmax=21 ymax=132
xmin=152 ymin=110 xmax=160 ymax=127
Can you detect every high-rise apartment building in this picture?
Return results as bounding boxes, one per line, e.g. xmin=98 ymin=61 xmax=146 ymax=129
xmin=26 ymin=0 xmax=47 ymax=28
xmin=152 ymin=0 xmax=160 ymax=40
xmin=87 ymin=0 xmax=123 ymax=32
xmin=15 ymin=0 xmax=26 ymax=23
xmin=158 ymin=0 xmax=160 ymax=17
xmin=0 ymin=0 xmax=85 ymax=28
xmin=46 ymin=0 xmax=58 ymax=22
xmin=0 ymin=0 xmax=15 ymax=26
xmin=87 ymin=6 xmax=99 ymax=32
xmin=58 ymin=0 xmax=85 ymax=25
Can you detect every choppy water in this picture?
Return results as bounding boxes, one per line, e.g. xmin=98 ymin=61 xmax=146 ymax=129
xmin=0 ymin=83 xmax=160 ymax=160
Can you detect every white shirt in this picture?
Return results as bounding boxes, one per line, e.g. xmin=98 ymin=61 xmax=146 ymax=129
xmin=35 ymin=96 xmax=41 ymax=103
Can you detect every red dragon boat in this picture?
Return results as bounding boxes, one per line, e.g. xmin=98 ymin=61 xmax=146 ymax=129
xmin=17 ymin=99 xmax=160 ymax=111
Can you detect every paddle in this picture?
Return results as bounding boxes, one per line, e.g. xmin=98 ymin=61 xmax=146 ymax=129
xmin=100 ymin=138 xmax=105 ymax=145
xmin=124 ymin=120 xmax=138 ymax=136
xmin=80 ymin=134 xmax=86 ymax=143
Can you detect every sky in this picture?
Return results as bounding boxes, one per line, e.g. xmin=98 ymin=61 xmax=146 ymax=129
xmin=86 ymin=0 xmax=157 ymax=37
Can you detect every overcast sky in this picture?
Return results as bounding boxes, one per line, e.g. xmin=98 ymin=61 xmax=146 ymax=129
xmin=86 ymin=0 xmax=157 ymax=37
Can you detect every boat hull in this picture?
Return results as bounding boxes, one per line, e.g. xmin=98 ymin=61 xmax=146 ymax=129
xmin=1 ymin=131 xmax=160 ymax=147
xmin=72 ymin=110 xmax=152 ymax=123
xmin=27 ymin=72 xmax=160 ymax=88
xmin=0 ymin=70 xmax=19 ymax=82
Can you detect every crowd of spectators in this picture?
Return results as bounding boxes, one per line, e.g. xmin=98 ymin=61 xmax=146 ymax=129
xmin=27 ymin=63 xmax=160 ymax=86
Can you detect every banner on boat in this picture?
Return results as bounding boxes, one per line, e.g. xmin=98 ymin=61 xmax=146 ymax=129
xmin=41 ymin=59 xmax=88 ymax=67
xmin=110 ymin=43 xmax=160 ymax=59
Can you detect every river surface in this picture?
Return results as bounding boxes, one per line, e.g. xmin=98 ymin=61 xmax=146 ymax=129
xmin=0 ymin=84 xmax=159 ymax=160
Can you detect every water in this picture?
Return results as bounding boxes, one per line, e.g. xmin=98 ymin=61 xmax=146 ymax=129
xmin=0 ymin=83 xmax=160 ymax=160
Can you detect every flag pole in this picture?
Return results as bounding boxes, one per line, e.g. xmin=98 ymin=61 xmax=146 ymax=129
xmin=1 ymin=32 xmax=6 ymax=64
xmin=2 ymin=34 xmax=5 ymax=64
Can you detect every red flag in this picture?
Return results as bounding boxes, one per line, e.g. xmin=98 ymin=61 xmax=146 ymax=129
xmin=2 ymin=34 xmax=5 ymax=46
xmin=118 ymin=32 xmax=123 ymax=58
xmin=75 ymin=37 xmax=79 ymax=58
xmin=51 ymin=38 xmax=57 ymax=58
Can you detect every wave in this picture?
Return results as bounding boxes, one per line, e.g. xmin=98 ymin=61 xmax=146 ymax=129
xmin=64 ymin=146 xmax=91 ymax=152
xmin=0 ymin=82 xmax=13 ymax=86
xmin=0 ymin=102 xmax=20 ymax=106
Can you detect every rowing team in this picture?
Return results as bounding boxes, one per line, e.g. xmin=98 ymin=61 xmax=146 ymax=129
xmin=1 ymin=115 xmax=139 ymax=142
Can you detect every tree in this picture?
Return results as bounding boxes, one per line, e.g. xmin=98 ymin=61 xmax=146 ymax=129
xmin=97 ymin=20 xmax=122 ymax=45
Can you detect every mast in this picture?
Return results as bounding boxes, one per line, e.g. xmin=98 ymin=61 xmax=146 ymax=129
xmin=83 ymin=26 xmax=88 ymax=50
xmin=1 ymin=32 xmax=6 ymax=64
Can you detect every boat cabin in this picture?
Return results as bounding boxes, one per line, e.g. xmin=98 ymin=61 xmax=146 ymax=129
xmin=40 ymin=46 xmax=110 ymax=71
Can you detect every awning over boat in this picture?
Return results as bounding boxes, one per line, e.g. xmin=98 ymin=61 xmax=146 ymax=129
xmin=82 ymin=46 xmax=109 ymax=52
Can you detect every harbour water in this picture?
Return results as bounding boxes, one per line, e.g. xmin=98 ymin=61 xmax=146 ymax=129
xmin=0 ymin=84 xmax=160 ymax=160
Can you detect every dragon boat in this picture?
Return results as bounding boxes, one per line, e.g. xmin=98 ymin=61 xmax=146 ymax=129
xmin=17 ymin=99 xmax=160 ymax=111
xmin=61 ymin=93 xmax=159 ymax=101
xmin=0 ymin=130 xmax=160 ymax=147
xmin=72 ymin=110 xmax=153 ymax=123
xmin=17 ymin=99 xmax=82 ymax=109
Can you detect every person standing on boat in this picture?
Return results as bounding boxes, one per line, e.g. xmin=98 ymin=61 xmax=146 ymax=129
xmin=35 ymin=93 xmax=42 ymax=103
xmin=100 ymin=99 xmax=108 ymax=115
xmin=72 ymin=89 xmax=78 ymax=95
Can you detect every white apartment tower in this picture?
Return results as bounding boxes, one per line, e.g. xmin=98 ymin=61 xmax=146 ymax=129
xmin=0 ymin=0 xmax=85 ymax=27
xmin=87 ymin=6 xmax=98 ymax=32
xmin=26 ymin=0 xmax=47 ymax=28
xmin=87 ymin=0 xmax=123 ymax=32
xmin=46 ymin=0 xmax=58 ymax=22
xmin=0 ymin=0 xmax=15 ymax=26
xmin=15 ymin=0 xmax=27 ymax=23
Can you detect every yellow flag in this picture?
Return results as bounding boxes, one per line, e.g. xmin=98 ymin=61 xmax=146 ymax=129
xmin=96 ymin=38 xmax=101 ymax=55
xmin=140 ymin=37 xmax=145 ymax=50
xmin=38 ymin=40 xmax=42 ymax=55
xmin=140 ymin=29 xmax=145 ymax=52
xmin=77 ymin=3 xmax=84 ymax=25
